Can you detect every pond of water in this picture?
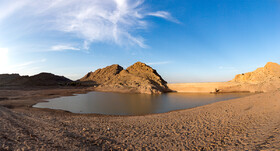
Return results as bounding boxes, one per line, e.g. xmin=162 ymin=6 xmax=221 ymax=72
xmin=33 ymin=92 xmax=250 ymax=115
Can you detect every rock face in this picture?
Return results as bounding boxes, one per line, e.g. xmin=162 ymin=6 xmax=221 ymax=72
xmin=27 ymin=73 xmax=73 ymax=86
xmin=80 ymin=62 xmax=170 ymax=94
xmin=167 ymin=62 xmax=280 ymax=93
xmin=227 ymin=62 xmax=280 ymax=92
xmin=231 ymin=62 xmax=280 ymax=83
xmin=79 ymin=65 xmax=123 ymax=84
xmin=0 ymin=73 xmax=72 ymax=86
xmin=0 ymin=74 xmax=29 ymax=86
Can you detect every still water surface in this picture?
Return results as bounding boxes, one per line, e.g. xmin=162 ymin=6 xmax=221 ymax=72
xmin=33 ymin=92 xmax=250 ymax=115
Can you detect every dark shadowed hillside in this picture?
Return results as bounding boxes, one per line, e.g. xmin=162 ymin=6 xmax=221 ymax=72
xmin=0 ymin=73 xmax=72 ymax=86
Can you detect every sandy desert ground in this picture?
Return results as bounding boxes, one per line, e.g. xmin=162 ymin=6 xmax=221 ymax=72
xmin=0 ymin=87 xmax=279 ymax=150
xmin=167 ymin=82 xmax=238 ymax=93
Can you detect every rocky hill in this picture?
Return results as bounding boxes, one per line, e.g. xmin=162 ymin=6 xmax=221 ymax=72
xmin=226 ymin=62 xmax=280 ymax=92
xmin=79 ymin=64 xmax=123 ymax=84
xmin=80 ymin=62 xmax=170 ymax=94
xmin=231 ymin=62 xmax=280 ymax=83
xmin=27 ymin=73 xmax=72 ymax=86
xmin=167 ymin=62 xmax=280 ymax=93
xmin=0 ymin=72 xmax=72 ymax=86
xmin=0 ymin=74 xmax=29 ymax=86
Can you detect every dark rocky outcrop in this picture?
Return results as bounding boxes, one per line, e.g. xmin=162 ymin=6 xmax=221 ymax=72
xmin=27 ymin=73 xmax=72 ymax=86
xmin=0 ymin=74 xmax=29 ymax=86
xmin=0 ymin=72 xmax=72 ymax=86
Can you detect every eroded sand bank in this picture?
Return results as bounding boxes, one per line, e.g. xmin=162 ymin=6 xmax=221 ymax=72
xmin=0 ymin=87 xmax=279 ymax=150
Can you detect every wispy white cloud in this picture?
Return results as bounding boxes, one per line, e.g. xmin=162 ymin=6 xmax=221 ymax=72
xmin=51 ymin=45 xmax=80 ymax=51
xmin=0 ymin=0 xmax=178 ymax=49
xmin=0 ymin=0 xmax=30 ymax=22
xmin=147 ymin=61 xmax=171 ymax=65
xmin=0 ymin=53 xmax=46 ymax=73
xmin=147 ymin=11 xmax=180 ymax=23
xmin=11 ymin=59 xmax=46 ymax=69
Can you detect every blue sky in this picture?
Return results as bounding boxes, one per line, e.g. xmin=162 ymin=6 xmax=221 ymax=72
xmin=0 ymin=0 xmax=280 ymax=83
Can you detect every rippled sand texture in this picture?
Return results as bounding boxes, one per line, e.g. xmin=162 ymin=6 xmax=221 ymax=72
xmin=0 ymin=88 xmax=279 ymax=150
